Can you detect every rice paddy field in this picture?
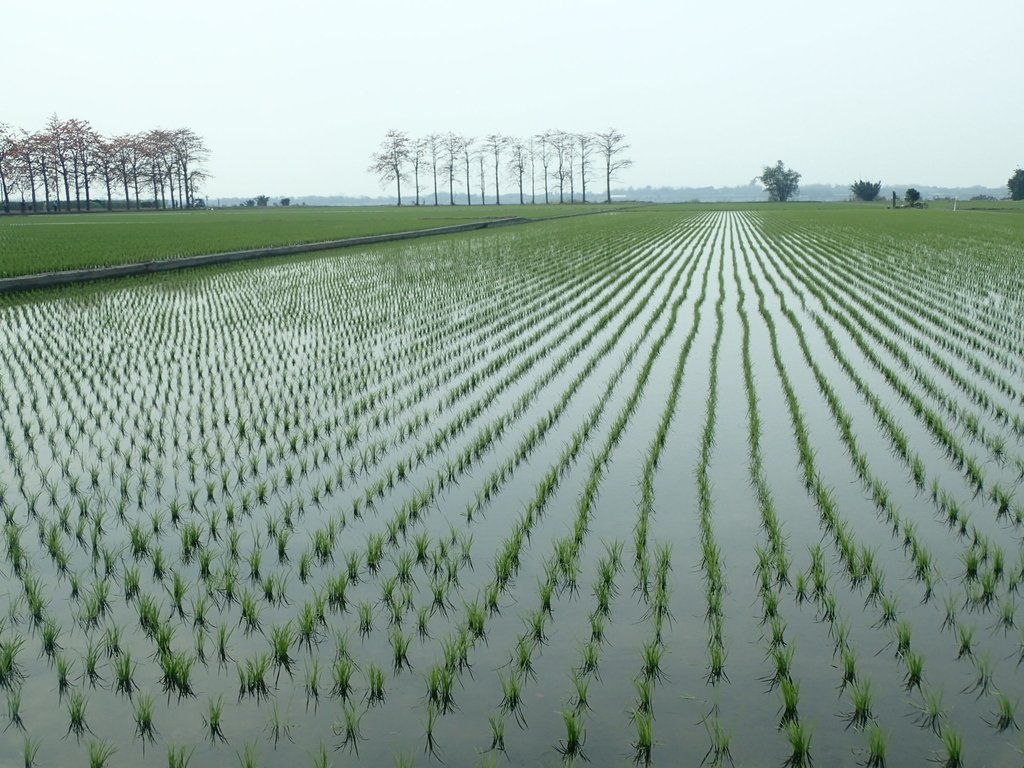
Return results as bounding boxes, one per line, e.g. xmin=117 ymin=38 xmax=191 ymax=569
xmin=1 ymin=205 xmax=1023 ymax=767
xmin=0 ymin=204 xmax=603 ymax=278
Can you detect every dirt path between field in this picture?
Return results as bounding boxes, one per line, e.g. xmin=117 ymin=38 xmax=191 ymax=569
xmin=0 ymin=215 xmax=545 ymax=295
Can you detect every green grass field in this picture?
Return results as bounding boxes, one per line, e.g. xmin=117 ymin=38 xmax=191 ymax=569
xmin=3 ymin=200 xmax=1021 ymax=280
xmin=0 ymin=203 xmax=628 ymax=278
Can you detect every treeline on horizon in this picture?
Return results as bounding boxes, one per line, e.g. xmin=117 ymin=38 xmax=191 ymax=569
xmin=368 ymin=129 xmax=633 ymax=207
xmin=0 ymin=117 xmax=210 ymax=214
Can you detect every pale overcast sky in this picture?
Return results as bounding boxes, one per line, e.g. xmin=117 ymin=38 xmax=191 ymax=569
xmin=6 ymin=0 xmax=1021 ymax=198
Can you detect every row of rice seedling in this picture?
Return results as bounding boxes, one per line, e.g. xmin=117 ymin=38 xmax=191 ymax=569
xmin=775 ymin=225 xmax=1022 ymax=467
xmin=794 ymin=219 xmax=1024 ymax=387
xmin=743 ymin=210 xmax=1024 ymax=765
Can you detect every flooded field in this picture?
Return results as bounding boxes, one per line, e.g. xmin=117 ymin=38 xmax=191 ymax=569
xmin=1 ymin=206 xmax=1022 ymax=767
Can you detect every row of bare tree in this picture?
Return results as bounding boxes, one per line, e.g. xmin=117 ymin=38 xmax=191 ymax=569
xmin=369 ymin=129 xmax=632 ymax=207
xmin=0 ymin=115 xmax=209 ymax=214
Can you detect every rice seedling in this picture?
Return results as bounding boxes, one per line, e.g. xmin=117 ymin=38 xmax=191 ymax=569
xmin=66 ymin=689 xmax=90 ymax=741
xmin=333 ymin=702 xmax=363 ymax=756
xmin=499 ymin=671 xmax=525 ymax=727
xmin=570 ymin=668 xmax=591 ymax=713
xmin=357 ymin=600 xmax=374 ymax=637
xmin=783 ymin=720 xmax=812 ymax=768
xmin=702 ymin=715 xmax=733 ymax=768
xmin=311 ymin=739 xmax=331 ymax=768
xmin=963 ymin=652 xmax=994 ymax=698
xmin=779 ymin=677 xmax=800 ymax=726
xmin=21 ymin=735 xmax=40 ymax=768
xmin=204 ymin=694 xmax=227 ymax=743
xmin=0 ymin=636 xmax=26 ymax=688
xmin=864 ymin=722 xmax=887 ymax=768
xmin=365 ymin=663 xmax=386 ymax=707
xmin=639 ymin=640 xmax=664 ymax=684
xmin=936 ymin=725 xmax=963 ymax=768
xmin=86 ymin=740 xmax=117 ymax=768
xmin=988 ymin=691 xmax=1018 ymax=732
xmin=630 ymin=705 xmax=654 ymax=765
xmin=217 ymin=623 xmax=234 ymax=670
xmin=556 ymin=709 xmax=587 ymax=763
xmin=236 ymin=739 xmax=259 ymax=768
xmin=488 ymin=714 xmax=506 ymax=753
xmin=269 ymin=622 xmax=295 ymax=681
xmin=55 ymin=653 xmax=74 ymax=700
xmin=845 ymin=678 xmax=874 ymax=730
xmin=6 ymin=684 xmax=24 ymax=731
xmin=167 ymin=744 xmax=195 ymax=768
xmin=266 ymin=700 xmax=296 ymax=747
xmin=237 ymin=653 xmax=271 ymax=703
xmin=113 ymin=650 xmax=137 ymax=697
xmin=955 ymin=622 xmax=975 ymax=659
xmin=159 ymin=650 xmax=195 ymax=702
xmin=915 ymin=686 xmax=945 ymax=733
xmin=328 ymin=654 xmax=356 ymax=703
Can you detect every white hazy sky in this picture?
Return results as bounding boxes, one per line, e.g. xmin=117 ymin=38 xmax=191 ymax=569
xmin=6 ymin=0 xmax=1022 ymax=198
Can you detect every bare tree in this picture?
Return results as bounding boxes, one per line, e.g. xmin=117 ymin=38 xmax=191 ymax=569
xmin=0 ymin=123 xmax=15 ymax=212
xmin=93 ymin=137 xmax=118 ymax=211
xmin=171 ymin=128 xmax=209 ymax=208
xmin=593 ymin=128 xmax=632 ymax=203
xmin=46 ymin=114 xmax=73 ymax=212
xmin=143 ymin=129 xmax=174 ymax=209
xmin=63 ymin=118 xmax=99 ymax=211
xmin=442 ymin=132 xmax=462 ymax=205
xmin=410 ymin=137 xmax=427 ymax=206
xmin=482 ymin=134 xmax=510 ymax=205
xmin=462 ymin=136 xmax=475 ymax=205
xmin=528 ymin=136 xmax=537 ymax=204
xmin=550 ymin=130 xmax=570 ymax=203
xmin=566 ymin=137 xmax=576 ymax=203
xmin=576 ymin=132 xmax=593 ymax=203
xmin=506 ymin=139 xmax=528 ymax=206
xmin=23 ymin=131 xmax=48 ymax=212
xmin=477 ymin=152 xmax=486 ymax=205
xmin=368 ymin=129 xmax=411 ymax=206
xmin=536 ymin=132 xmax=553 ymax=204
xmin=425 ymin=133 xmax=442 ymax=206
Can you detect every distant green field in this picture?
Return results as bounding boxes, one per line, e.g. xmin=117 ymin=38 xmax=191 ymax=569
xmin=0 ymin=204 xmax=626 ymax=278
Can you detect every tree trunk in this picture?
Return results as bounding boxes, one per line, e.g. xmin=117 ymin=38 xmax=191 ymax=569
xmin=606 ymin=169 xmax=612 ymax=204
xmin=40 ymin=158 xmax=50 ymax=212
xmin=27 ymin=160 xmax=37 ymax=212
xmin=83 ymin=159 xmax=91 ymax=211
xmin=464 ymin=158 xmax=471 ymax=206
xmin=414 ymin=164 xmax=420 ymax=206
xmin=167 ymin=165 xmax=176 ymax=210
xmin=396 ymin=171 xmax=402 ymax=206
xmin=72 ymin=155 xmax=82 ymax=211
xmin=61 ymin=162 xmax=71 ymax=212
xmin=432 ymin=163 xmax=438 ymax=205
xmin=493 ymin=157 xmax=500 ymax=205
xmin=448 ymin=167 xmax=454 ymax=205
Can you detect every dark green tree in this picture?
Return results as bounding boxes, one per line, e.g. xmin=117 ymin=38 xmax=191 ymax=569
xmin=851 ymin=180 xmax=882 ymax=202
xmin=757 ymin=160 xmax=801 ymax=202
xmin=904 ymin=188 xmax=921 ymax=206
xmin=1008 ymin=168 xmax=1024 ymax=201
